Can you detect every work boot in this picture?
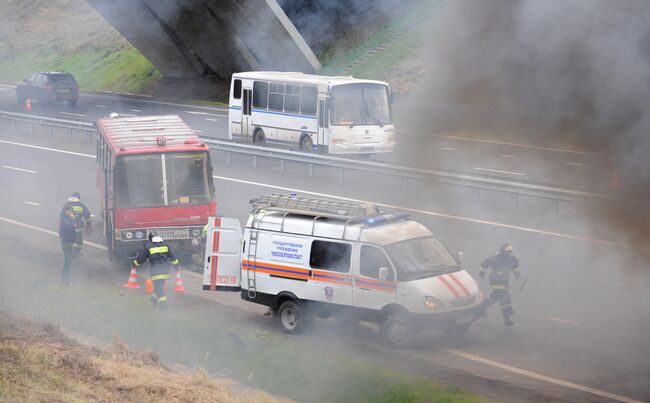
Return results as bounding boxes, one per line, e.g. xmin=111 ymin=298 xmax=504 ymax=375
xmin=150 ymin=296 xmax=158 ymax=306
xmin=504 ymin=318 xmax=514 ymax=326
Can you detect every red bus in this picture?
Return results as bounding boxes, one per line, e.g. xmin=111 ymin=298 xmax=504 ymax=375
xmin=96 ymin=114 xmax=216 ymax=262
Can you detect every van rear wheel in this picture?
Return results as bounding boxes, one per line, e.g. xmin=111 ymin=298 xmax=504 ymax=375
xmin=278 ymin=301 xmax=308 ymax=334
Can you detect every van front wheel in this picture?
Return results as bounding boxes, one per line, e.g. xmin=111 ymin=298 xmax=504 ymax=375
xmin=278 ymin=301 xmax=307 ymax=334
xmin=382 ymin=316 xmax=414 ymax=348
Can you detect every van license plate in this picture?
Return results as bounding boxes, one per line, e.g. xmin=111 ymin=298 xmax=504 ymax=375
xmin=456 ymin=315 xmax=473 ymax=324
xmin=360 ymin=146 xmax=374 ymax=152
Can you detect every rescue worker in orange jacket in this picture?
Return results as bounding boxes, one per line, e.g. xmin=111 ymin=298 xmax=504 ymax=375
xmin=479 ymin=243 xmax=523 ymax=326
xmin=133 ymin=233 xmax=180 ymax=310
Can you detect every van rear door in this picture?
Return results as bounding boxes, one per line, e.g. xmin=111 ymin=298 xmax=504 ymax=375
xmin=203 ymin=217 xmax=243 ymax=291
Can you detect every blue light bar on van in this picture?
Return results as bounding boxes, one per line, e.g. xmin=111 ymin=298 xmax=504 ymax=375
xmin=365 ymin=213 xmax=410 ymax=226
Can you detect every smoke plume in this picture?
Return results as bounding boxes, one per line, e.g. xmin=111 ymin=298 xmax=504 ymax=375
xmin=410 ymin=0 xmax=650 ymax=192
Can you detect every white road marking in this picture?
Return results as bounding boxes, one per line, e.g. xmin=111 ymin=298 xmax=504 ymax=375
xmin=205 ymin=118 xmax=219 ymax=122
xmin=2 ymin=165 xmax=37 ymax=174
xmin=24 ymin=201 xmax=41 ymax=206
xmin=545 ymin=317 xmax=581 ymax=326
xmin=565 ymin=162 xmax=583 ymax=167
xmin=118 ymin=113 xmax=137 ymax=117
xmin=600 ymin=280 xmax=650 ymax=293
xmin=96 ymin=105 xmax=108 ymax=108
xmin=193 ymin=129 xmax=203 ymax=133
xmin=400 ymin=129 xmax=614 ymax=158
xmin=500 ymin=154 xmax=519 ymax=158
xmin=446 ymin=349 xmax=642 ymax=403
xmin=440 ymin=147 xmax=456 ymax=151
xmin=0 ymin=216 xmax=106 ymax=250
xmin=212 ymin=175 xmax=644 ymax=251
xmin=131 ymin=109 xmax=143 ymax=112
xmin=0 ymin=140 xmax=95 ymax=159
xmin=473 ymin=167 xmax=527 ymax=176
xmin=59 ymin=112 xmax=87 ymax=117
xmin=0 ymin=139 xmax=640 ymax=251
xmin=185 ymin=111 xmax=228 ymax=117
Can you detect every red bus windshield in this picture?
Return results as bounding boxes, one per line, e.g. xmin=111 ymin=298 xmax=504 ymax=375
xmin=114 ymin=151 xmax=214 ymax=208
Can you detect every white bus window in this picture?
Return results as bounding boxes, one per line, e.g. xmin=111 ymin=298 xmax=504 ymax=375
xmin=233 ymin=79 xmax=242 ymax=100
xmin=165 ymin=152 xmax=213 ymax=205
xmin=115 ymin=154 xmax=164 ymax=207
xmin=301 ymin=86 xmax=317 ymax=115
xmin=284 ymin=84 xmax=300 ymax=113
xmin=310 ymin=240 xmax=351 ymax=273
xmin=253 ymin=81 xmax=268 ymax=109
xmin=330 ymin=84 xmax=391 ymax=126
xmin=268 ymin=82 xmax=285 ymax=111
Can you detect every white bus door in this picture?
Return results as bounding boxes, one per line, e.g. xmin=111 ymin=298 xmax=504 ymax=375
xmin=241 ymin=88 xmax=252 ymax=140
xmin=317 ymin=99 xmax=329 ymax=154
xmin=203 ymin=217 xmax=243 ymax=291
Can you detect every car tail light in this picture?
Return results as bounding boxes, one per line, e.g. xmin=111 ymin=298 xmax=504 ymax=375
xmin=44 ymin=85 xmax=55 ymax=91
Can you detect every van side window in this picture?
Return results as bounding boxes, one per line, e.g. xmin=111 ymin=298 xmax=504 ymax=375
xmin=360 ymin=245 xmax=394 ymax=281
xmin=310 ymin=240 xmax=351 ymax=273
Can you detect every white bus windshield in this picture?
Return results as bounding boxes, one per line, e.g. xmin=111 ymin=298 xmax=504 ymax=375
xmin=384 ymin=236 xmax=458 ymax=280
xmin=115 ymin=151 xmax=213 ymax=208
xmin=330 ymin=83 xmax=391 ymax=126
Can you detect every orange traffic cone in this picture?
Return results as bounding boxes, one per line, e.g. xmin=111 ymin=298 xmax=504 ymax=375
xmin=173 ymin=270 xmax=186 ymax=293
xmin=144 ymin=278 xmax=154 ymax=294
xmin=123 ymin=266 xmax=140 ymax=289
xmin=25 ymin=98 xmax=31 ymax=112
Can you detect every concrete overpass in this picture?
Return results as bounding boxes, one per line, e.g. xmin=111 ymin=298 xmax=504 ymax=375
xmin=86 ymin=0 xmax=321 ymax=79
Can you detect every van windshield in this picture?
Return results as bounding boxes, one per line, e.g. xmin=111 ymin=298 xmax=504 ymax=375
xmin=115 ymin=151 xmax=213 ymax=208
xmin=384 ymin=236 xmax=458 ymax=280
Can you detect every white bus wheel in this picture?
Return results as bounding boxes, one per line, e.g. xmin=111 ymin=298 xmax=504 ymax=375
xmin=300 ymin=136 xmax=314 ymax=152
xmin=278 ymin=301 xmax=304 ymax=334
xmin=253 ymin=130 xmax=266 ymax=146
xmin=382 ymin=316 xmax=414 ymax=348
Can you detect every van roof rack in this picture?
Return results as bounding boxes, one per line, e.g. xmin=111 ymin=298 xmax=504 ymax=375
xmin=250 ymin=194 xmax=382 ymax=220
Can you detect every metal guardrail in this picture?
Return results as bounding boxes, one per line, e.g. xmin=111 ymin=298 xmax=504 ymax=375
xmin=202 ymin=138 xmax=646 ymax=213
xmin=0 ymin=110 xmax=645 ymax=213
xmin=0 ymin=110 xmax=96 ymax=141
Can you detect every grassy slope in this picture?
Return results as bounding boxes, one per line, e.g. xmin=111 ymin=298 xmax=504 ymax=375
xmin=0 ymin=311 xmax=284 ymax=402
xmin=0 ymin=0 xmax=159 ymax=93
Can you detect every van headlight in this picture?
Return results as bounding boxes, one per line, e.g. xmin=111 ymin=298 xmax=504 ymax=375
xmin=424 ymin=296 xmax=444 ymax=311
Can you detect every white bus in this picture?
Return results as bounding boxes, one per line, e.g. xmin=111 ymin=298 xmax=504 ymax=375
xmin=228 ymin=72 xmax=395 ymax=155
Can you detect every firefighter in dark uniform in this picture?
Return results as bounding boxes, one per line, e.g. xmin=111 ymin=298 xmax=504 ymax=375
xmin=59 ymin=206 xmax=80 ymax=285
xmin=133 ymin=233 xmax=180 ymax=310
xmin=60 ymin=191 xmax=91 ymax=255
xmin=479 ymin=243 xmax=523 ymax=326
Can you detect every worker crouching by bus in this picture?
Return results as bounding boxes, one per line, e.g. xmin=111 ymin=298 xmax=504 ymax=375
xmin=133 ymin=233 xmax=180 ymax=310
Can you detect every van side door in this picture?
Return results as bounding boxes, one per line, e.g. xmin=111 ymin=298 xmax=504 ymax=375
xmin=203 ymin=217 xmax=243 ymax=291
xmin=307 ymin=239 xmax=353 ymax=306
xmin=353 ymin=244 xmax=397 ymax=310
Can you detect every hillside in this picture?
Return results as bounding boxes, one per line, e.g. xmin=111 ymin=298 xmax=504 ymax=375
xmin=0 ymin=0 xmax=435 ymax=100
xmin=0 ymin=310 xmax=287 ymax=402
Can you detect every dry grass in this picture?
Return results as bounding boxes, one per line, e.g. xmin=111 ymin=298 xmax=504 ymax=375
xmin=0 ymin=311 xmax=290 ymax=403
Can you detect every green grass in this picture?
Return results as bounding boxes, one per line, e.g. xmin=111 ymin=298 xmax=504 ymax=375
xmin=0 ymin=269 xmax=484 ymax=403
xmin=0 ymin=46 xmax=160 ymax=94
xmin=320 ymin=0 xmax=440 ymax=79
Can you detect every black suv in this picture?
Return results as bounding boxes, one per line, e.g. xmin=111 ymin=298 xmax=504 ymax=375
xmin=16 ymin=72 xmax=79 ymax=106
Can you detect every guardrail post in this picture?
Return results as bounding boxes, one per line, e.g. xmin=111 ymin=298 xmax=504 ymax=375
xmin=511 ymin=193 xmax=518 ymax=209
xmin=30 ymin=122 xmax=34 ymax=134
xmin=308 ymin=163 xmax=314 ymax=177
xmin=226 ymin=151 xmax=232 ymax=164
xmin=552 ymin=199 xmax=559 ymax=214
xmin=11 ymin=119 xmax=15 ymax=131
xmin=253 ymin=155 xmax=258 ymax=168
xmin=67 ymin=128 xmax=71 ymax=139
xmin=280 ymin=159 xmax=285 ymax=173
xmin=338 ymin=167 xmax=344 ymax=181
xmin=370 ymin=172 xmax=375 ymax=186
xmin=402 ymin=177 xmax=409 ymax=191
xmin=48 ymin=125 xmax=53 ymax=136
xmin=473 ymin=188 xmax=480 ymax=203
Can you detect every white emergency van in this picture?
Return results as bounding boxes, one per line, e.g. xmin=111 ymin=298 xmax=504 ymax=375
xmin=202 ymin=194 xmax=485 ymax=347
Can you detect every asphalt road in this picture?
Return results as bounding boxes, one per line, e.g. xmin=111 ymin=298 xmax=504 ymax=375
xmin=0 ymin=126 xmax=648 ymax=402
xmin=0 ymin=84 xmax=629 ymax=196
